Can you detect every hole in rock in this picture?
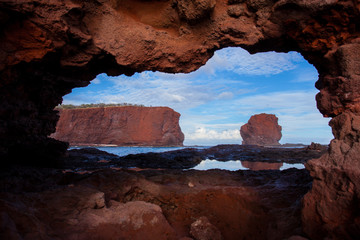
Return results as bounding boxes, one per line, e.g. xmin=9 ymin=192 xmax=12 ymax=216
xmin=57 ymin=47 xmax=332 ymax=171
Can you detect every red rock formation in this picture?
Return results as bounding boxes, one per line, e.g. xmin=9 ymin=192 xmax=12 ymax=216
xmin=241 ymin=161 xmax=283 ymax=171
xmin=0 ymin=0 xmax=360 ymax=239
xmin=301 ymin=37 xmax=360 ymax=239
xmin=0 ymin=0 xmax=358 ymax=163
xmin=51 ymin=106 xmax=184 ymax=147
xmin=190 ymin=216 xmax=222 ymax=240
xmin=302 ymin=112 xmax=360 ymax=239
xmin=240 ymin=113 xmax=282 ymax=146
xmin=0 ymin=167 xmax=312 ymax=240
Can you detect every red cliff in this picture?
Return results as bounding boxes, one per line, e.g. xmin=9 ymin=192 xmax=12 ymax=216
xmin=51 ymin=106 xmax=184 ymax=147
xmin=240 ymin=113 xmax=282 ymax=146
xmin=2 ymin=1 xmax=360 ymax=238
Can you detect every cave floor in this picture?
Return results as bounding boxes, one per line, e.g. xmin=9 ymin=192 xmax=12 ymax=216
xmin=0 ymin=164 xmax=312 ymax=240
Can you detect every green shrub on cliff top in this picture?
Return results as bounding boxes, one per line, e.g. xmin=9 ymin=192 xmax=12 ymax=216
xmin=56 ymin=103 xmax=146 ymax=109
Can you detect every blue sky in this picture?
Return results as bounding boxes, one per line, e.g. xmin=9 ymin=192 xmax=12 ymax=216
xmin=63 ymin=47 xmax=333 ymax=146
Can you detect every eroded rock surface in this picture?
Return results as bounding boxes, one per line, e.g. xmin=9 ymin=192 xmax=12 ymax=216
xmin=0 ymin=0 xmax=359 ymax=163
xmin=190 ymin=216 xmax=222 ymax=240
xmin=0 ymin=167 xmax=312 ymax=240
xmin=240 ymin=113 xmax=282 ymax=146
xmin=302 ymin=112 xmax=360 ymax=239
xmin=51 ymin=106 xmax=184 ymax=147
xmin=1 ymin=0 xmax=360 ymax=239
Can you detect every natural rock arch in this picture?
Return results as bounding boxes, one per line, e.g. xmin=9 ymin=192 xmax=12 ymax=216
xmin=1 ymin=0 xmax=360 ymax=239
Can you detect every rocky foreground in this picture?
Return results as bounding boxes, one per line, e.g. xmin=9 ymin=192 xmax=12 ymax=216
xmin=0 ymin=167 xmax=311 ymax=240
xmin=1 ymin=1 xmax=360 ymax=238
xmin=0 ymin=145 xmax=327 ymax=240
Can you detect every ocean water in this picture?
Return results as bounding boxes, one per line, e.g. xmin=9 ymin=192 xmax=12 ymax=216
xmin=70 ymin=146 xmax=209 ymax=157
xmin=191 ymin=159 xmax=304 ymax=171
xmin=70 ymin=146 xmax=304 ymax=171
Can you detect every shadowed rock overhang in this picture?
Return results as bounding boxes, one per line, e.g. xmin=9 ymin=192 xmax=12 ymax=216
xmin=1 ymin=0 xmax=360 ymax=239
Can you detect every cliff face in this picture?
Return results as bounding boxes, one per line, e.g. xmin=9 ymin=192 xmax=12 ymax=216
xmin=1 ymin=0 xmax=360 ymax=238
xmin=1 ymin=0 xmax=359 ymax=162
xmin=51 ymin=107 xmax=184 ymax=147
xmin=240 ymin=113 xmax=282 ymax=146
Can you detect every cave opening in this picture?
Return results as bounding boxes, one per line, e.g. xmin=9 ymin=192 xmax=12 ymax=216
xmin=1 ymin=0 xmax=359 ymax=239
xmin=56 ymin=47 xmax=332 ymax=150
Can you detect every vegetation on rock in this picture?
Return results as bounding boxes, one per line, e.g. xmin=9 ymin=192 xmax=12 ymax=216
xmin=56 ymin=103 xmax=146 ymax=109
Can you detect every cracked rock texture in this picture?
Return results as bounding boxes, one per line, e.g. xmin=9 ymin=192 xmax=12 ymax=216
xmin=1 ymin=0 xmax=360 ymax=239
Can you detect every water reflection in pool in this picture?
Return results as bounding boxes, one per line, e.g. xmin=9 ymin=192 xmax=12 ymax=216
xmin=192 ymin=159 xmax=304 ymax=171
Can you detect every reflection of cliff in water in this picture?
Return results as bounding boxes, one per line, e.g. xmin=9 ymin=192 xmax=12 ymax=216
xmin=192 ymin=159 xmax=304 ymax=171
xmin=241 ymin=161 xmax=283 ymax=171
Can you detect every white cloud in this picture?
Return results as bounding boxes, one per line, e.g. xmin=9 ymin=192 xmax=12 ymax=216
xmin=279 ymin=113 xmax=329 ymax=131
xmin=217 ymin=91 xmax=234 ymax=100
xmin=291 ymin=67 xmax=318 ymax=83
xmin=186 ymin=127 xmax=242 ymax=140
xmin=64 ymin=47 xmax=303 ymax=110
xmin=230 ymin=90 xmax=333 ymax=144
xmin=278 ymin=113 xmax=332 ymax=143
xmin=62 ymin=47 xmax=332 ymax=145
xmin=234 ymin=90 xmax=319 ymax=115
xmin=179 ymin=113 xmax=235 ymax=128
xmin=66 ymin=75 xmax=213 ymax=110
xmin=142 ymin=47 xmax=303 ymax=80
xmin=91 ymin=78 xmax=101 ymax=84
xmin=84 ymin=71 xmax=249 ymax=111
xmin=203 ymin=47 xmax=303 ymax=76
xmin=98 ymin=95 xmax=126 ymax=103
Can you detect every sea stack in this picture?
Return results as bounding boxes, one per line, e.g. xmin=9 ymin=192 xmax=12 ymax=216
xmin=240 ymin=113 xmax=282 ymax=146
xmin=51 ymin=106 xmax=184 ymax=147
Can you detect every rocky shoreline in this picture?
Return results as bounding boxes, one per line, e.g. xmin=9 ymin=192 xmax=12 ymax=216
xmin=61 ymin=144 xmax=327 ymax=172
xmin=1 ymin=0 xmax=360 ymax=238
xmin=0 ymin=144 xmax=326 ymax=239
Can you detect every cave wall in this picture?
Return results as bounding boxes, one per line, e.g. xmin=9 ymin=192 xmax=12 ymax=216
xmin=1 ymin=0 xmax=360 ymax=238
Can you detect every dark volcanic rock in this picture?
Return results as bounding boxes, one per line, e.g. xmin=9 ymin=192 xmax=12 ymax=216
xmin=61 ymin=144 xmax=327 ymax=171
xmin=0 ymin=167 xmax=312 ymax=240
xmin=62 ymin=147 xmax=119 ymax=170
xmin=1 ymin=0 xmax=360 ymax=239
xmin=240 ymin=114 xmax=282 ymax=146
xmin=305 ymin=142 xmax=327 ymax=151
xmin=200 ymin=144 xmax=326 ymax=163
xmin=114 ymin=148 xmax=202 ymax=169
